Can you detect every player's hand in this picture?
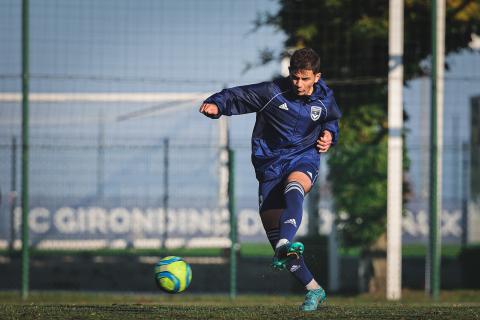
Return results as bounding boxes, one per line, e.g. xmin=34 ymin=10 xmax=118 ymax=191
xmin=199 ymin=103 xmax=220 ymax=118
xmin=316 ymin=130 xmax=332 ymax=153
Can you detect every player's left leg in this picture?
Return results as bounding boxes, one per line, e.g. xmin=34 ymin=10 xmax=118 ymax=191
xmin=264 ymin=222 xmax=325 ymax=310
xmin=259 ymin=178 xmax=298 ymax=268
xmin=301 ymin=285 xmax=327 ymax=311
xmin=284 ymin=258 xmax=326 ymax=311
xmin=279 ymin=163 xmax=327 ymax=311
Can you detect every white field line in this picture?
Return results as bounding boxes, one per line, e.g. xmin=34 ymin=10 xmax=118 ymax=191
xmin=0 ymin=92 xmax=211 ymax=125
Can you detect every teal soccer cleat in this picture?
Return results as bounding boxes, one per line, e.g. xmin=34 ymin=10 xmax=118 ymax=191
xmin=301 ymin=287 xmax=327 ymax=311
xmin=271 ymin=241 xmax=304 ymax=270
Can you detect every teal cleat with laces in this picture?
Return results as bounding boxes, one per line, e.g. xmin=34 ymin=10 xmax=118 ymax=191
xmin=271 ymin=241 xmax=304 ymax=270
xmin=301 ymin=287 xmax=327 ymax=311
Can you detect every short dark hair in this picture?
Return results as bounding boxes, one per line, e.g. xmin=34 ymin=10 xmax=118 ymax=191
xmin=289 ymin=48 xmax=321 ymax=74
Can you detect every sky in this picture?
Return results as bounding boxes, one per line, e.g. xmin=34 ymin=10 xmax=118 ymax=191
xmin=0 ymin=0 xmax=285 ymax=206
xmin=0 ymin=0 xmax=285 ymax=93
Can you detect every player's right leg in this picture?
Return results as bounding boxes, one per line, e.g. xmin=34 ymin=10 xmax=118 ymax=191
xmin=267 ymin=170 xmax=312 ymax=270
xmin=277 ymin=171 xmax=312 ymax=246
xmin=259 ymin=179 xmax=305 ymax=270
xmin=260 ymin=209 xmax=304 ymax=270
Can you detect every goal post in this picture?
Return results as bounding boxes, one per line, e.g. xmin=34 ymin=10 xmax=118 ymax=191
xmin=387 ymin=0 xmax=404 ymax=301
xmin=427 ymin=0 xmax=446 ymax=300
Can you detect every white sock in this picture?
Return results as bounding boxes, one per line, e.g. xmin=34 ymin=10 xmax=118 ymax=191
xmin=275 ymin=238 xmax=289 ymax=249
xmin=306 ymin=279 xmax=321 ymax=291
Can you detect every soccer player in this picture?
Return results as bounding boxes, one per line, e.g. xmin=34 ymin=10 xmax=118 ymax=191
xmin=199 ymin=48 xmax=341 ymax=311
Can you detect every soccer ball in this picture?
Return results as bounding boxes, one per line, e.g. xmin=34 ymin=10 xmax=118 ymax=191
xmin=154 ymin=256 xmax=192 ymax=293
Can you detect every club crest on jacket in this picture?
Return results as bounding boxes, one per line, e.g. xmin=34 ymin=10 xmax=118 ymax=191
xmin=310 ymin=106 xmax=322 ymax=121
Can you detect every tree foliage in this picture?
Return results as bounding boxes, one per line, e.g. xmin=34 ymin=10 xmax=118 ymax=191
xmin=260 ymin=0 xmax=480 ymax=248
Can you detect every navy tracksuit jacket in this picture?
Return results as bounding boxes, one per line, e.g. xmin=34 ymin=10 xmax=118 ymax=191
xmin=205 ymin=77 xmax=341 ymax=182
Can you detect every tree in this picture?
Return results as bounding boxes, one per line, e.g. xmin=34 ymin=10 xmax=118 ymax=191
xmin=257 ymin=0 xmax=480 ymax=292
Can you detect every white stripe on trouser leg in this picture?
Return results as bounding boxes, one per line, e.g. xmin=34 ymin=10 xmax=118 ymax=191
xmin=284 ymin=181 xmax=304 ymax=197
xmin=266 ymin=228 xmax=280 ymax=247
xmin=266 ymin=230 xmax=279 ymax=238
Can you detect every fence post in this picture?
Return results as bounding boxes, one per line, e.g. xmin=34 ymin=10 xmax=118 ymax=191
xmin=162 ymin=138 xmax=170 ymax=249
xmin=10 ymin=137 xmax=17 ymax=253
xmin=96 ymin=110 xmax=105 ymax=200
xmin=228 ymin=147 xmax=237 ymax=299
xmin=461 ymin=142 xmax=469 ymax=247
xmin=21 ymin=0 xmax=30 ymax=300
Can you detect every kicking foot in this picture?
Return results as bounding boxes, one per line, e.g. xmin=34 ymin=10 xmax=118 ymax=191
xmin=301 ymin=287 xmax=327 ymax=311
xmin=271 ymin=241 xmax=304 ymax=270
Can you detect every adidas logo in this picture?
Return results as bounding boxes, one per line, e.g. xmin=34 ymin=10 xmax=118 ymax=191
xmin=290 ymin=264 xmax=301 ymax=272
xmin=284 ymin=218 xmax=297 ymax=228
xmin=278 ymin=103 xmax=288 ymax=110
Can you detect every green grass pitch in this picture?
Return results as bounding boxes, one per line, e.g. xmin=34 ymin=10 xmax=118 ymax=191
xmin=0 ymin=290 xmax=479 ymax=319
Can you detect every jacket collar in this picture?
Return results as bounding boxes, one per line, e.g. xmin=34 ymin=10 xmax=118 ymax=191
xmin=308 ymin=79 xmax=330 ymax=101
xmin=275 ymin=77 xmax=331 ymax=102
xmin=293 ymin=79 xmax=330 ymax=103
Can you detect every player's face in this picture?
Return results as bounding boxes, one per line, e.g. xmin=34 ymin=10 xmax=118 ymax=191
xmin=289 ymin=69 xmax=321 ymax=96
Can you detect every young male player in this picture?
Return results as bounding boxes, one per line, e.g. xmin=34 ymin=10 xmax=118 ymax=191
xmin=199 ymin=48 xmax=341 ymax=311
